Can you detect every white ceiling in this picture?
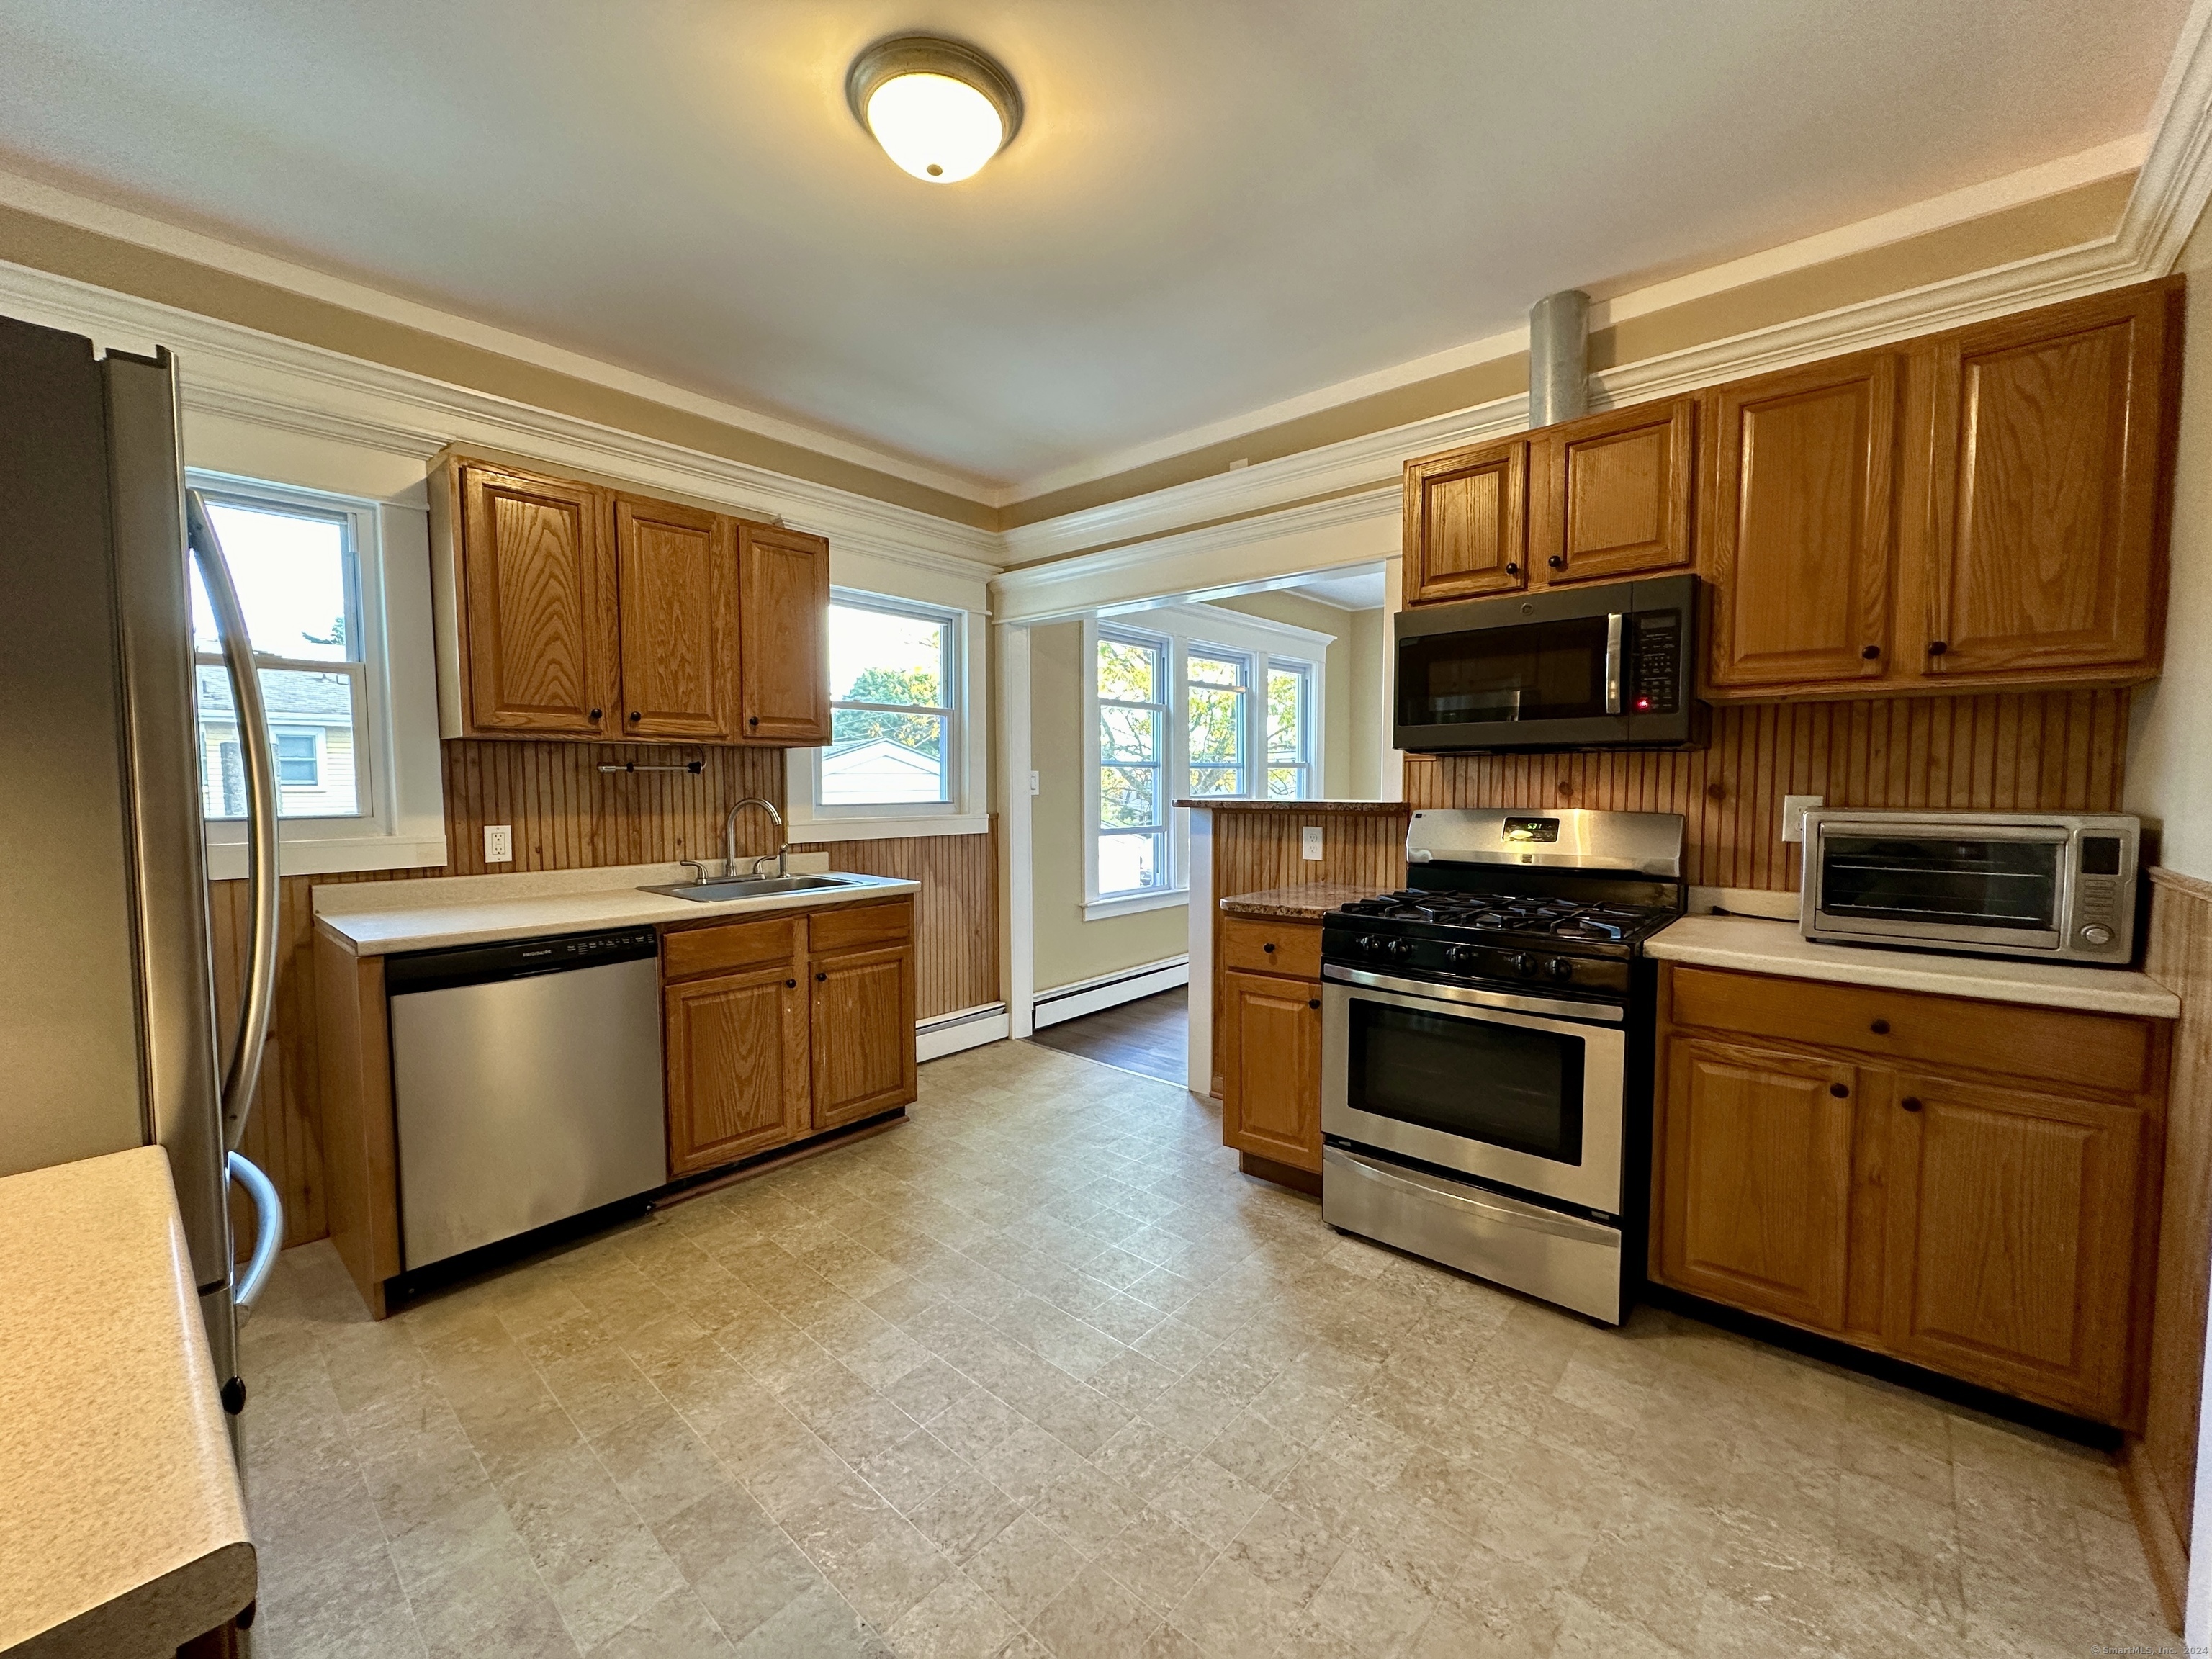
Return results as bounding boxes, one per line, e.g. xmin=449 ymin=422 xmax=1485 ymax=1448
xmin=1282 ymin=569 xmax=1390 ymax=612
xmin=0 ymin=1 xmax=2185 ymax=494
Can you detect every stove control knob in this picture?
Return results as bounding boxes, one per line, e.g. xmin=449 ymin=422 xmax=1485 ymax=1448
xmin=1357 ymin=934 xmax=1384 ymax=956
xmin=1441 ymin=944 xmax=1477 ymax=970
xmin=1506 ymin=952 xmax=1534 ymax=976
xmin=1386 ymin=937 xmax=1416 ymax=961
xmin=1545 ymin=957 xmax=1575 ymax=983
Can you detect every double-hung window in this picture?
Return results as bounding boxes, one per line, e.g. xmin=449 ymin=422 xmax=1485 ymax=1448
xmin=822 ymin=598 xmax=956 ymax=806
xmin=1095 ymin=631 xmax=1169 ymax=896
xmin=1185 ymin=650 xmax=1250 ymax=799
xmin=189 ymin=488 xmax=371 ymax=822
xmin=1266 ymin=659 xmax=1315 ymax=799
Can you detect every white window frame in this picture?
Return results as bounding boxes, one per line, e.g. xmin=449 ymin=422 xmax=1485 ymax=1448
xmin=1088 ymin=624 xmax=1174 ymax=907
xmin=1183 ymin=644 xmax=1254 ymax=802
xmin=786 ymin=588 xmax=989 ymax=841
xmin=191 ymin=472 xmax=446 ymax=878
xmin=1082 ymin=603 xmax=1330 ymax=920
xmin=1264 ymin=656 xmax=1316 ymax=800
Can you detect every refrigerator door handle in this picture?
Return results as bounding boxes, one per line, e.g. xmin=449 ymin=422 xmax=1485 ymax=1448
xmin=228 ymin=1151 xmax=284 ymax=1311
xmin=186 ymin=491 xmax=279 ymax=1152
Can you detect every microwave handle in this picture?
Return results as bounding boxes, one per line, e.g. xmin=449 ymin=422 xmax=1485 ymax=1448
xmin=1604 ymin=613 xmax=1624 ymax=715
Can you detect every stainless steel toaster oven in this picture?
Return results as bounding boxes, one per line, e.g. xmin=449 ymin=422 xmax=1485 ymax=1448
xmin=1799 ymin=810 xmax=2139 ymax=966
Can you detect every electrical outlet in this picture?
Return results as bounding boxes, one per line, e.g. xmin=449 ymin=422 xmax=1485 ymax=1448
xmin=1301 ymin=825 xmax=1323 ymax=861
xmin=1029 ymin=770 xmax=1040 ymax=796
xmin=484 ymin=824 xmax=513 ymax=863
xmin=1780 ymin=796 xmax=1824 ymax=844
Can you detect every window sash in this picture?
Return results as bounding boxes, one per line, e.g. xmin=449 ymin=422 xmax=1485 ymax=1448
xmin=1097 ymin=631 xmax=1170 ymax=892
xmin=193 ymin=649 xmax=370 ymax=821
xmin=819 ymin=593 xmax=962 ymax=810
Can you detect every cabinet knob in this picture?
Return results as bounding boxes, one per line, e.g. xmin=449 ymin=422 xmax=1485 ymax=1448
xmin=1547 ymin=554 xmax=1567 ymax=570
xmin=628 ymin=710 xmax=641 ymax=722
xmin=1308 ymin=998 xmax=1321 ymax=1010
xmin=589 ymin=707 xmax=603 ymax=720
xmin=749 ymin=716 xmax=760 ymax=727
xmin=1901 ymin=1095 xmax=1923 ymax=1113
xmin=1828 ymin=1082 xmax=1850 ymax=1098
xmin=786 ymin=978 xmax=796 ymax=988
xmin=1926 ymin=641 xmax=1948 ymax=657
xmin=816 ymin=971 xmax=827 ymax=981
xmin=1262 ymin=942 xmax=1276 ymax=953
xmin=1869 ymin=1018 xmax=1889 ymax=1035
xmin=1861 ymin=644 xmax=1881 ymax=660
xmin=1506 ymin=562 xmax=1520 ymax=577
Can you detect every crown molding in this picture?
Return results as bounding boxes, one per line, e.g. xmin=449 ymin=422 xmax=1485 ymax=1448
xmin=0 ymin=254 xmax=1002 ymax=593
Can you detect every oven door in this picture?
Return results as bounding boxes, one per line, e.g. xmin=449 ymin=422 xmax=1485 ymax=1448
xmin=1808 ymin=822 xmax=2069 ymax=950
xmin=1321 ymin=968 xmax=1627 ymax=1215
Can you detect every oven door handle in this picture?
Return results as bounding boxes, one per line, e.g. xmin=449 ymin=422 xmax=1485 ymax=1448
xmin=1604 ymin=611 xmax=1624 ymax=716
xmin=1328 ymin=1148 xmax=1620 ymax=1245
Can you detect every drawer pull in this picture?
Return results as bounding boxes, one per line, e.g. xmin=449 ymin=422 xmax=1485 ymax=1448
xmin=1829 ymin=1082 xmax=1850 ymax=1099
xmin=1262 ymin=942 xmax=1276 ymax=953
xmin=1869 ymin=1019 xmax=1890 ymax=1035
xmin=1901 ymin=1096 xmax=1923 ymax=1113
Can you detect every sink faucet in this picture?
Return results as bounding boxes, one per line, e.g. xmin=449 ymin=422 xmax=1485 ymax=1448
xmin=722 ymin=797 xmax=786 ymax=880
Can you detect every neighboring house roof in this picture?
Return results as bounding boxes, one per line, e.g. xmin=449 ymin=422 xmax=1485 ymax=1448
xmin=819 ymin=737 xmax=943 ymax=803
xmin=196 ymin=665 xmax=353 ymax=721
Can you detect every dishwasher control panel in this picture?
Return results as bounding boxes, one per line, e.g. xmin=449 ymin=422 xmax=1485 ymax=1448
xmin=509 ymin=927 xmax=660 ymax=968
xmin=385 ymin=925 xmax=660 ymax=996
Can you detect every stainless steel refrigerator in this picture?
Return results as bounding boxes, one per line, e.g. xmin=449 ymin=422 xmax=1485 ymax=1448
xmin=0 ymin=315 xmax=283 ymax=1433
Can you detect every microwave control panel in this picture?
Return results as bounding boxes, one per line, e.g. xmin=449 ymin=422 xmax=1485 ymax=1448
xmin=1628 ymin=613 xmax=1683 ymax=716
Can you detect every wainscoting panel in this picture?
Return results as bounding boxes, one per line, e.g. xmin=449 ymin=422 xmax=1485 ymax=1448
xmin=791 ymin=826 xmax=1001 ymax=1020
xmin=1213 ymin=806 xmax=1412 ymax=901
xmin=1404 ymin=690 xmax=2131 ymax=890
xmin=2130 ymin=866 xmax=2212 ymax=1629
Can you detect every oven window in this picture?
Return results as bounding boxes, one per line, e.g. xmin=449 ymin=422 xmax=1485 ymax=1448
xmin=1397 ymin=615 xmax=1611 ymax=728
xmin=1347 ymin=1000 xmax=1584 ymax=1164
xmin=1820 ymin=835 xmax=2062 ymax=931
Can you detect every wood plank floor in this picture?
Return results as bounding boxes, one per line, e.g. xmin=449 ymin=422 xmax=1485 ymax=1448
xmin=1027 ymin=989 xmax=1188 ymax=1085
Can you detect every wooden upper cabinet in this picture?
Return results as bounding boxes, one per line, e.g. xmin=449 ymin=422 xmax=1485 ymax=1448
xmin=1532 ymin=397 xmax=1696 ymax=586
xmin=739 ymin=523 xmax=832 ymax=745
xmin=613 ymin=495 xmax=735 ymax=741
xmin=1915 ymin=283 xmax=2175 ymax=682
xmin=1703 ymin=354 xmax=1901 ymax=693
xmin=810 ymin=940 xmax=917 ymax=1131
xmin=454 ymin=464 xmax=616 ymax=735
xmin=664 ymin=961 xmax=808 ymax=1175
xmin=1403 ymin=439 xmax=1529 ymax=605
xmin=1221 ymin=968 xmax=1323 ymax=1172
xmin=1882 ymin=1071 xmax=2145 ymax=1419
xmin=1658 ymin=1035 xmax=1857 ymax=1333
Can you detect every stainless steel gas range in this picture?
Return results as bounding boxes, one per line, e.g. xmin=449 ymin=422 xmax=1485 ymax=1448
xmin=1319 ymin=807 xmax=1686 ymax=1323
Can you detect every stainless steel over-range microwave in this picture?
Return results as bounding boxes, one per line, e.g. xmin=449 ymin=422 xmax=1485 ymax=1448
xmin=1393 ymin=575 xmax=1702 ymax=753
xmin=1800 ymin=810 xmax=2141 ymax=966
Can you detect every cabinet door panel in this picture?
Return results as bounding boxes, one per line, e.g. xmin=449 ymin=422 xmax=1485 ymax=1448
xmin=1920 ymin=286 xmax=2170 ymax=678
xmin=1535 ymin=397 xmax=1696 ymax=585
xmin=615 ymin=495 xmax=733 ymax=740
xmin=459 ymin=467 xmax=615 ymax=734
xmin=1403 ymin=439 xmax=1529 ymax=603
xmin=1884 ymin=1071 xmax=2142 ymax=1419
xmin=665 ymin=965 xmax=806 ymax=1174
xmin=811 ymin=943 xmax=916 ymax=1130
xmin=1220 ymin=969 xmax=1322 ymax=1172
xmin=739 ymin=523 xmax=832 ymax=744
xmin=1705 ymin=355 xmax=1899 ymax=690
xmin=1658 ymin=1037 xmax=1856 ymax=1331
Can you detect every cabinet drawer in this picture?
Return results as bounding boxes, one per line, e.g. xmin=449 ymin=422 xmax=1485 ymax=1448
xmin=1220 ymin=916 xmax=1321 ymax=979
xmin=809 ymin=897 xmax=912 ymax=954
xmin=662 ymin=916 xmax=799 ymax=982
xmin=1667 ymin=966 xmax=2153 ymax=1095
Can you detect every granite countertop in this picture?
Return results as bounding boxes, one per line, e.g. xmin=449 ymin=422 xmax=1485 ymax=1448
xmin=1221 ymin=882 xmax=1397 ymax=920
xmin=1648 ymin=912 xmax=2181 ymax=1018
xmin=315 ymin=860 xmax=920 ymax=956
xmin=0 ymin=1148 xmax=255 ymax=1655
xmin=1173 ymin=799 xmax=1411 ymax=816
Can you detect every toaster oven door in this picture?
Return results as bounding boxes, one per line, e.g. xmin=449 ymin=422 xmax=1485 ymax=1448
xmin=1809 ymin=824 xmax=2068 ymax=950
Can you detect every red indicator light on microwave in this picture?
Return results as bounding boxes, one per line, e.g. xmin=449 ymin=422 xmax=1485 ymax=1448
xmin=1635 ymin=696 xmax=1652 ymax=711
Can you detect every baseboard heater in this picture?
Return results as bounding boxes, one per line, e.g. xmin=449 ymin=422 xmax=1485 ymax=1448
xmin=1032 ymin=956 xmax=1189 ymax=1030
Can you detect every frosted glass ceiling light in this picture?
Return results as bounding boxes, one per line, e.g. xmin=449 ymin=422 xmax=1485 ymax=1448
xmin=847 ymin=35 xmax=1022 ymax=183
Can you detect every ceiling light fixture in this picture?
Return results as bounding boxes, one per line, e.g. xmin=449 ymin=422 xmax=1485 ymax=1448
xmin=846 ymin=34 xmax=1022 ymax=184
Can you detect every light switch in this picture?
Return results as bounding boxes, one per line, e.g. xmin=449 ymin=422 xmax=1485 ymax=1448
xmin=1780 ymin=796 xmax=1823 ymax=844
xmin=1029 ymin=770 xmax=1040 ymax=796
xmin=1301 ymin=825 xmax=1323 ymax=861
xmin=485 ymin=824 xmax=513 ymax=863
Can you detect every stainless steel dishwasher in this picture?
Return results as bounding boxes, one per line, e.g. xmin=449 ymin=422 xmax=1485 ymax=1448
xmin=386 ymin=925 xmax=666 ymax=1271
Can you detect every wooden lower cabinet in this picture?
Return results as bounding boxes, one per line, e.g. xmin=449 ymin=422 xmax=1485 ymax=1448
xmin=1654 ymin=964 xmax=2167 ymax=1425
xmin=665 ymin=963 xmax=808 ymax=1174
xmin=1221 ymin=966 xmax=1323 ymax=1172
xmin=1658 ymin=1037 xmax=1857 ymax=1333
xmin=662 ymin=897 xmax=917 ymax=1174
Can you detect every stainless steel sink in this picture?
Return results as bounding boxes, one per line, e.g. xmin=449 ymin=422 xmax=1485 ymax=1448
xmin=638 ymin=874 xmax=857 ymax=902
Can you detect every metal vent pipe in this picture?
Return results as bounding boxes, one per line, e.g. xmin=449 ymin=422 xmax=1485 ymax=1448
xmin=1528 ymin=289 xmax=1591 ymax=427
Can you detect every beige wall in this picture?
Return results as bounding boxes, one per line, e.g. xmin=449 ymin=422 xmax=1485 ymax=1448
xmin=1210 ymin=590 xmax=1352 ymax=798
xmin=1029 ymin=621 xmax=1188 ymax=992
xmin=2128 ymin=205 xmax=2212 ymax=881
xmin=1349 ymin=606 xmax=1386 ymax=801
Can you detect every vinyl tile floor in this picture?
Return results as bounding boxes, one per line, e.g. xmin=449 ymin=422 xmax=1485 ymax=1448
xmin=243 ymin=1038 xmax=2169 ymax=1657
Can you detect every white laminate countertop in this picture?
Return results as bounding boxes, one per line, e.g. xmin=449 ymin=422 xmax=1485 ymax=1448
xmin=0 ymin=1148 xmax=255 ymax=1657
xmin=1647 ymin=912 xmax=2181 ymax=1018
xmin=314 ymin=861 xmax=922 ymax=956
